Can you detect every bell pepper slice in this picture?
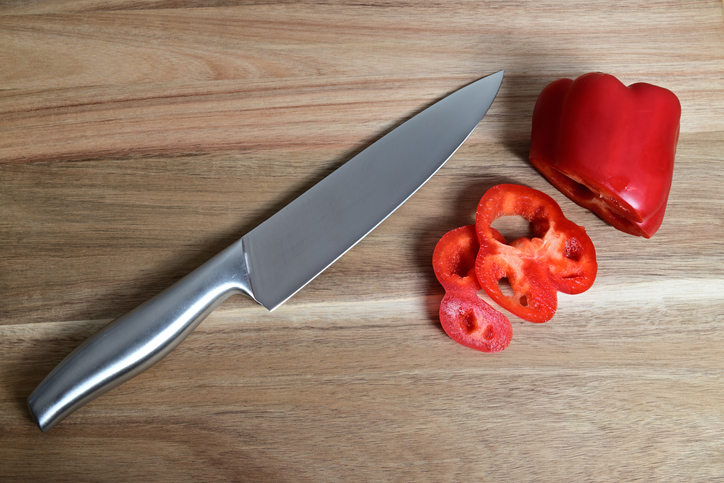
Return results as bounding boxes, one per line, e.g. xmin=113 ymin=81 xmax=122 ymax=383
xmin=439 ymin=291 xmax=513 ymax=353
xmin=432 ymin=225 xmax=512 ymax=352
xmin=432 ymin=224 xmax=483 ymax=294
xmin=475 ymin=184 xmax=597 ymax=323
xmin=529 ymin=72 xmax=681 ymax=238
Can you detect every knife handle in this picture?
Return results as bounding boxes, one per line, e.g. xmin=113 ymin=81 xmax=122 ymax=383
xmin=27 ymin=239 xmax=254 ymax=432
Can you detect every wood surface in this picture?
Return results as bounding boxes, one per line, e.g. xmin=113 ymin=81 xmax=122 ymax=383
xmin=2 ymin=0 xmax=724 ymax=481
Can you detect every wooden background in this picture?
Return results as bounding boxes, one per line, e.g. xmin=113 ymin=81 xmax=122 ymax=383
xmin=2 ymin=1 xmax=724 ymax=481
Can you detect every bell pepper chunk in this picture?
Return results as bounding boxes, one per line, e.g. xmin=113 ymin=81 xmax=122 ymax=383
xmin=432 ymin=225 xmax=512 ymax=353
xmin=529 ymin=72 xmax=681 ymax=238
xmin=475 ymin=184 xmax=597 ymax=323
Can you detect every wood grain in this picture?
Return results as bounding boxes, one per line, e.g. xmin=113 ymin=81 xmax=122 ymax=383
xmin=2 ymin=1 xmax=724 ymax=481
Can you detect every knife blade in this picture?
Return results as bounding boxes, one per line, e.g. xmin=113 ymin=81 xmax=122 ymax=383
xmin=27 ymin=71 xmax=504 ymax=432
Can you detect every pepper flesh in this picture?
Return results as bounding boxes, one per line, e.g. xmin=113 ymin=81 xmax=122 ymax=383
xmin=438 ymin=291 xmax=512 ymax=353
xmin=475 ymin=184 xmax=597 ymax=323
xmin=529 ymin=72 xmax=681 ymax=238
xmin=432 ymin=225 xmax=512 ymax=353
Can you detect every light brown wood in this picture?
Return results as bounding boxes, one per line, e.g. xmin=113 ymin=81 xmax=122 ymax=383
xmin=2 ymin=1 xmax=724 ymax=480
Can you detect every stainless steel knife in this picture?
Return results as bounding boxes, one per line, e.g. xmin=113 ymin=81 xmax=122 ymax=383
xmin=27 ymin=71 xmax=504 ymax=432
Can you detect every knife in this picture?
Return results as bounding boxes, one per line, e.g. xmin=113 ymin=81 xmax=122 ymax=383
xmin=27 ymin=71 xmax=504 ymax=432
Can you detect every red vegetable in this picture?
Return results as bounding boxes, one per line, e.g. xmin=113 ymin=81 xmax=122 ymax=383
xmin=432 ymin=225 xmax=482 ymax=294
xmin=438 ymin=292 xmax=512 ymax=353
xmin=529 ymin=72 xmax=681 ymax=238
xmin=475 ymin=184 xmax=597 ymax=323
xmin=432 ymin=225 xmax=512 ymax=353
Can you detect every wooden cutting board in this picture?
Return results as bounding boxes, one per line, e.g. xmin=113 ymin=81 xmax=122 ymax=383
xmin=2 ymin=1 xmax=724 ymax=480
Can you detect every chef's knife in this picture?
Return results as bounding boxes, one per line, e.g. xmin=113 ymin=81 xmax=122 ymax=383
xmin=28 ymin=71 xmax=504 ymax=432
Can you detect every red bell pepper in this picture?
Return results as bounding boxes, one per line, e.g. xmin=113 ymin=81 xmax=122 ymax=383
xmin=432 ymin=225 xmax=512 ymax=353
xmin=432 ymin=224 xmax=483 ymax=294
xmin=475 ymin=184 xmax=597 ymax=323
xmin=438 ymin=292 xmax=512 ymax=353
xmin=529 ymin=72 xmax=681 ymax=238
